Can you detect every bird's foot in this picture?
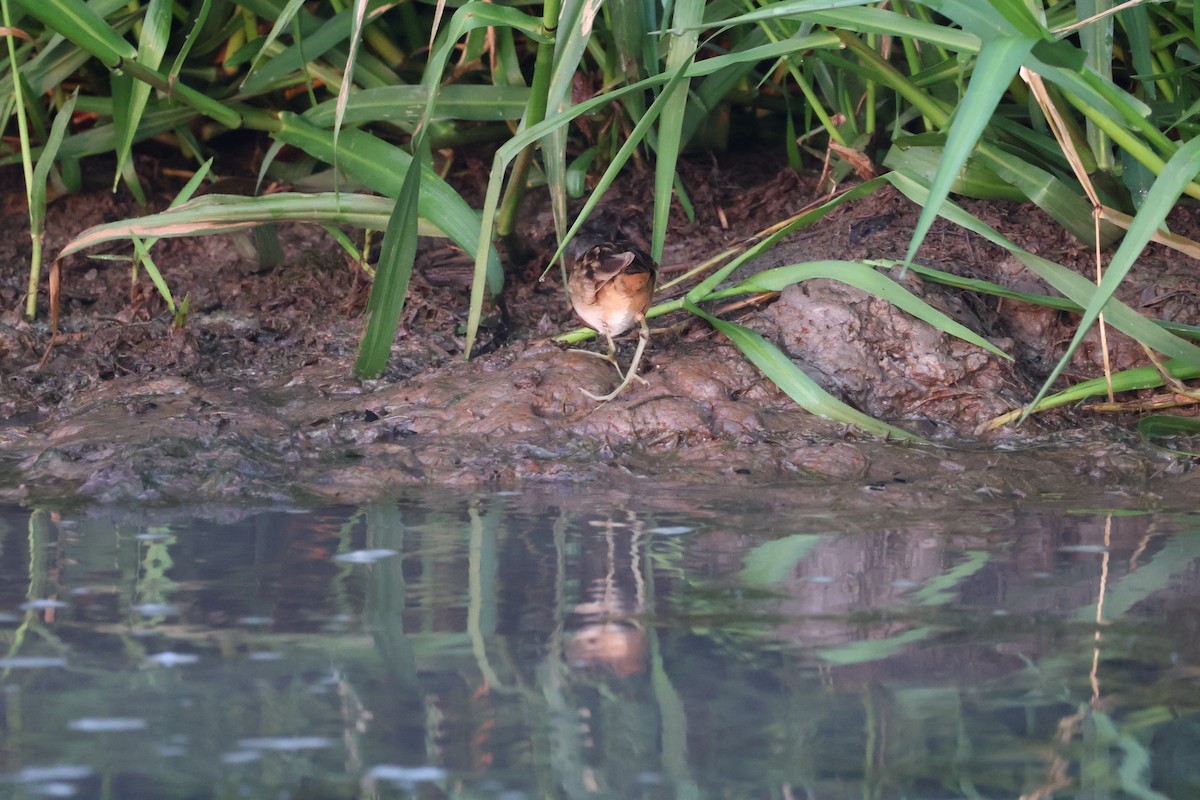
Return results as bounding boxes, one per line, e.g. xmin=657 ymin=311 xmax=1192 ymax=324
xmin=580 ymin=373 xmax=640 ymax=402
xmin=566 ymin=347 xmax=647 ymax=384
xmin=579 ymin=319 xmax=650 ymax=401
xmin=566 ymin=347 xmax=623 ymax=376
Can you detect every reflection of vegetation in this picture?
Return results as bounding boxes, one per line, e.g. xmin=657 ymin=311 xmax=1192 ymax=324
xmin=360 ymin=502 xmax=417 ymax=690
xmin=1074 ymin=530 xmax=1200 ymax=622
xmin=912 ymin=550 xmax=989 ymax=606
xmin=819 ymin=626 xmax=936 ymax=666
xmin=3 ymin=509 xmax=69 ymax=674
xmin=738 ymin=534 xmax=820 ymax=586
xmin=134 ymin=528 xmax=177 ymax=624
xmin=1 ymin=500 xmax=1199 ymax=797
xmin=326 ymin=507 xmax=365 ymax=620
xmin=645 ymin=559 xmax=701 ymax=800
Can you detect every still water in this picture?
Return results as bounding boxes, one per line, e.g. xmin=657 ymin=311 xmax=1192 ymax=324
xmin=0 ymin=486 xmax=1198 ymax=799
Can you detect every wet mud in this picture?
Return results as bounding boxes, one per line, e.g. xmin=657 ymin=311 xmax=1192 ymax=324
xmin=1 ymin=155 xmax=1198 ymax=505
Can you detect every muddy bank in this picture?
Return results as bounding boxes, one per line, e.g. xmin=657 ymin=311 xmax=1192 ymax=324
xmin=1 ymin=158 xmax=1198 ymax=505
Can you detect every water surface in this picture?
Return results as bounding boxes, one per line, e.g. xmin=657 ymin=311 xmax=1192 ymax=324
xmin=1 ymin=487 xmax=1198 ymax=799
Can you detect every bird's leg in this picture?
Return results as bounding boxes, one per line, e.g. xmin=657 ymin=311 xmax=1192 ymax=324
xmin=581 ymin=315 xmax=650 ymax=402
xmin=568 ymin=333 xmax=626 ymax=378
xmin=569 ymin=333 xmax=646 ymax=384
xmin=604 ymin=332 xmax=618 ymax=364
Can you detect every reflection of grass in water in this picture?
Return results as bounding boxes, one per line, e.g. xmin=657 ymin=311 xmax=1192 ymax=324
xmin=698 ymin=519 xmax=1200 ymax=795
xmin=819 ymin=627 xmax=938 ymax=666
xmin=825 ymin=655 xmax=1197 ymax=798
xmin=1074 ymin=527 xmax=1200 ymax=623
xmin=7 ymin=501 xmax=1200 ymax=799
xmin=912 ymin=550 xmax=989 ymax=606
xmin=327 ymin=507 xmax=366 ymax=620
xmin=738 ymin=534 xmax=820 ymax=586
xmin=957 ymin=521 xmax=1200 ymax=800
xmin=135 ymin=527 xmax=177 ymax=621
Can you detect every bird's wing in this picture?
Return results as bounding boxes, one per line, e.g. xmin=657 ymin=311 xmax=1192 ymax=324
xmin=589 ymin=248 xmax=637 ymax=282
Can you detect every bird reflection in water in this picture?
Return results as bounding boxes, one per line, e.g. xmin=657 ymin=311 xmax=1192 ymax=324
xmin=565 ymin=512 xmax=648 ymax=678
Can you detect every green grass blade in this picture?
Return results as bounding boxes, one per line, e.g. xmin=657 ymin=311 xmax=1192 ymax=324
xmin=901 ymin=261 xmax=1200 ymax=341
xmin=113 ymin=0 xmax=170 ymax=189
xmin=355 ymin=137 xmax=426 ymax=378
xmin=973 ymin=141 xmax=1108 ymax=246
xmin=415 ymin=1 xmax=551 ymax=114
xmin=685 ymin=300 xmax=925 ymax=442
xmin=685 ymin=177 xmax=890 ymax=303
xmin=679 ymin=27 xmax=768 ymax=149
xmin=1116 ymin=3 xmax=1154 ymax=99
xmin=537 ymin=0 xmax=590 ymax=241
xmin=903 ymin=35 xmax=1035 ymax=266
xmin=130 ymin=232 xmax=175 ymax=313
xmin=168 ymin=158 xmax=213 ymax=207
xmin=167 ymin=0 xmax=212 ymax=83
xmin=829 ymin=34 xmax=1104 ymax=242
xmin=56 ymin=192 xmax=440 ymax=258
xmin=302 ymin=84 xmax=530 ymax=126
xmin=695 ymin=0 xmax=881 ymax=29
xmin=565 ymin=146 xmax=599 ymax=198
xmin=245 ymin=0 xmax=307 ymax=77
xmin=421 ymin=0 xmax=552 ymax=246
xmin=239 ymin=7 xmax=360 ymax=95
xmin=16 ymin=103 xmax=198 ymax=163
xmin=608 ymin=0 xmax=652 ymax=82
xmin=109 ymin=70 xmax=133 ymax=177
xmin=117 ymin=152 xmax=146 ymax=205
xmin=651 ymin=0 xmax=702 ymax=263
xmin=1021 ymin=136 xmax=1200 ymax=421
xmin=910 ymin=0 xmax=1033 ymax=39
xmin=801 ymin=6 xmax=980 ymax=52
xmin=978 ymin=0 xmax=1045 ymax=37
xmin=1138 ymin=415 xmax=1200 ymax=458
xmin=274 ymin=112 xmax=502 ymax=293
xmin=117 ymin=59 xmax=241 ymax=127
xmin=470 ymin=171 xmax=509 ymax=358
xmin=419 ymin=0 xmax=550 ymax=110
xmin=31 ymin=90 xmax=78 ymax=213
xmin=13 ymin=0 xmax=137 ymax=66
xmin=331 ymin=0 xmax=371 ymax=187
xmin=554 ymin=51 xmax=696 ymax=262
xmin=1 ymin=0 xmax=132 ymax=97
xmin=902 ymin=262 xmax=1082 ymax=313
xmin=26 ymin=89 xmax=77 ymax=319
xmin=132 ymin=157 xmax=214 ymax=253
xmin=882 ymin=137 xmax=1027 ymax=201
xmin=1005 ymin=361 xmax=1200 ymax=418
xmin=690 ymin=30 xmax=843 ymax=74
xmin=255 ymin=139 xmax=288 ymax=192
xmin=1077 ymin=0 xmax=1113 ymax=171
xmin=885 ymin=170 xmax=1200 ymax=366
xmin=1035 ymin=52 xmax=1152 ymax=133
xmin=734 ymin=260 xmax=1010 ymax=359
xmin=2 ymin=33 xmax=89 ymax=98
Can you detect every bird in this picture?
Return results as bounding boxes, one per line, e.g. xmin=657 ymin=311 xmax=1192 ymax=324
xmin=565 ymin=237 xmax=658 ymax=402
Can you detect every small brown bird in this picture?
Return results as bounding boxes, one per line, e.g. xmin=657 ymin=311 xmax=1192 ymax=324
xmin=566 ymin=239 xmax=658 ymax=402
